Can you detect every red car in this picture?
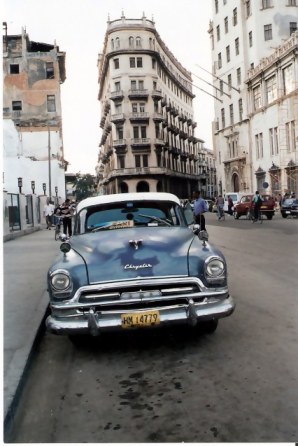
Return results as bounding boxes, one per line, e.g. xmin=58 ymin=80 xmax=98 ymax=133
xmin=234 ymin=194 xmax=275 ymax=220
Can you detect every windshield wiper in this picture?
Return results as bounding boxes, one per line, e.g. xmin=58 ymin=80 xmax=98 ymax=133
xmin=137 ymin=213 xmax=172 ymax=226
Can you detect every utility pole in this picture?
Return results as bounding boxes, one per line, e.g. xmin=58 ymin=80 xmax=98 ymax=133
xmin=48 ymin=124 xmax=52 ymax=199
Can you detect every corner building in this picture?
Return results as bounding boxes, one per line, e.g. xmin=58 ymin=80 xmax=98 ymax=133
xmin=97 ymin=14 xmax=206 ymax=197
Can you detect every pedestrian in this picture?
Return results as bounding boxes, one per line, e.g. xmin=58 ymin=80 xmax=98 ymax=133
xmin=252 ymin=190 xmax=263 ymax=222
xmin=43 ymin=198 xmax=54 ymax=230
xmin=192 ymin=190 xmax=208 ymax=237
xmin=216 ymin=195 xmax=224 ymax=220
xmin=227 ymin=195 xmax=234 ymax=216
xmin=59 ymin=199 xmax=73 ymax=237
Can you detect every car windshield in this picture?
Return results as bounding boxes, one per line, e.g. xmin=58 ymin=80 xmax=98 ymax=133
xmin=283 ymin=199 xmax=294 ymax=206
xmin=75 ymin=200 xmax=185 ymax=234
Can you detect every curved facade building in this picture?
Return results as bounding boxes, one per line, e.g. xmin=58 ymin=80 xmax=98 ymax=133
xmin=97 ymin=14 xmax=211 ymax=198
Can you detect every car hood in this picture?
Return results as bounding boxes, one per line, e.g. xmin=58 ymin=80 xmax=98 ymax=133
xmin=69 ymin=227 xmax=210 ymax=283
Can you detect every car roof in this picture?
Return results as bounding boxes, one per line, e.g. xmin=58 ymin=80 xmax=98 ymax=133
xmin=76 ymin=192 xmax=181 ymax=212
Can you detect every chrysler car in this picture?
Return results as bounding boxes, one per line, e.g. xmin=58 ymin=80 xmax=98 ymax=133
xmin=46 ymin=193 xmax=235 ymax=341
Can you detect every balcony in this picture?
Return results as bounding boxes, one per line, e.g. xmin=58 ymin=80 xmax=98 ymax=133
xmin=131 ymin=138 xmax=151 ymax=150
xmin=129 ymin=112 xmax=149 ymax=122
xmin=110 ymin=90 xmax=124 ymax=101
xmin=151 ymin=89 xmax=163 ymax=100
xmin=152 ymin=112 xmax=164 ymax=122
xmin=128 ymin=89 xmax=149 ymax=100
xmin=154 ymin=138 xmax=165 ymax=147
xmin=113 ymin=139 xmax=127 ymax=149
xmin=111 ymin=113 xmax=125 ymax=123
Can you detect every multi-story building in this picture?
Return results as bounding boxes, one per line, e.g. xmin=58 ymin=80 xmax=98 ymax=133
xmin=3 ymin=24 xmax=67 ymax=199
xmin=209 ymin=0 xmax=298 ymax=197
xmin=96 ymin=13 xmax=215 ymax=199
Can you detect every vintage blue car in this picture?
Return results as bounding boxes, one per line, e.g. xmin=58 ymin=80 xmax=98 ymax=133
xmin=46 ymin=192 xmax=235 ymax=339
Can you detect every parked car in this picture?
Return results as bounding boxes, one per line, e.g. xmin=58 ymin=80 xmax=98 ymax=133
xmin=281 ymin=198 xmax=295 ymax=218
xmin=234 ymin=194 xmax=275 ymax=220
xmin=223 ymin=192 xmax=243 ymax=213
xmin=290 ymin=199 xmax=298 ymax=217
xmin=205 ymin=199 xmax=215 ymax=212
xmin=46 ymin=192 xmax=235 ymax=341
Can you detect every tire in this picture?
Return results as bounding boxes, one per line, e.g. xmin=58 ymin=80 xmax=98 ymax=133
xmin=281 ymin=213 xmax=288 ymax=218
xmin=199 ymin=319 xmax=218 ymax=334
xmin=266 ymin=215 xmax=273 ymax=220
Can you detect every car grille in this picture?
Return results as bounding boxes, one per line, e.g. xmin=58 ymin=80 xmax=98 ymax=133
xmin=77 ymin=279 xmax=203 ymax=309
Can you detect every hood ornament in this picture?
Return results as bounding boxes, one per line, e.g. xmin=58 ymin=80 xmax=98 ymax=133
xmin=129 ymin=239 xmax=143 ymax=250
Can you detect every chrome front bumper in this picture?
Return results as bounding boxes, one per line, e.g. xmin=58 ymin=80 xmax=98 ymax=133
xmin=46 ymin=294 xmax=235 ymax=336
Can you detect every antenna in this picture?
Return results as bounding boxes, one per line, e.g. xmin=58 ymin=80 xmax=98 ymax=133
xmin=196 ymin=63 xmax=240 ymax=94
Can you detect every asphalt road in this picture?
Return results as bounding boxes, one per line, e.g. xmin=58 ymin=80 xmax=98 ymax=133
xmin=8 ymin=213 xmax=298 ymax=443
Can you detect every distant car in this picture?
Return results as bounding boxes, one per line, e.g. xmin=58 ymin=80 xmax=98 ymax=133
xmin=290 ymin=199 xmax=298 ymax=217
xmin=46 ymin=192 xmax=235 ymax=341
xmin=234 ymin=194 xmax=275 ymax=220
xmin=205 ymin=199 xmax=214 ymax=212
xmin=280 ymin=198 xmax=295 ymax=218
xmin=223 ymin=193 xmax=243 ymax=213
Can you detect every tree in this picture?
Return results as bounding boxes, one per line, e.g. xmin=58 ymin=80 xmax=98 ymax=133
xmin=74 ymin=173 xmax=96 ymax=201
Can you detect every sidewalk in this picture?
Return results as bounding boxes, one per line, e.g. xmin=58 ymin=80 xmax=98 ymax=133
xmin=3 ymin=228 xmax=60 ymax=431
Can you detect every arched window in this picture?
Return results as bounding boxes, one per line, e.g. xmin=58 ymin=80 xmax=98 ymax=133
xmin=119 ymin=182 xmax=128 ymax=193
xmin=137 ymin=181 xmax=149 ymax=192
xmin=111 ymin=39 xmax=114 ymax=50
xmin=129 ymin=36 xmax=134 ymax=47
xmin=136 ymin=36 xmax=142 ymax=47
xmin=115 ymin=37 xmax=120 ymax=49
xmin=232 ymin=173 xmax=239 ymax=192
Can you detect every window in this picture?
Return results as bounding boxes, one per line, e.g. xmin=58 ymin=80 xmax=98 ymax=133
xmin=237 ymin=68 xmax=241 ymax=85
xmin=152 ymin=58 xmax=156 ymax=69
xmin=114 ymin=58 xmax=119 ymax=69
xmin=215 ymin=0 xmax=218 ymax=13
xmin=220 ymin=80 xmax=224 ymax=96
xmin=135 ymin=154 xmax=148 ymax=168
xmin=116 ymin=126 xmax=123 ymax=140
xmin=226 ymin=45 xmax=230 ymax=62
xmin=290 ymin=22 xmax=297 ymax=35
xmin=47 ymin=95 xmax=56 ymax=112
xmin=283 ymin=64 xmax=295 ymax=94
xmin=130 ymin=57 xmax=136 ymax=68
xmin=228 ymin=74 xmax=232 ymax=90
xmin=229 ymin=104 xmax=234 ymax=125
xmin=129 ymin=36 xmax=134 ymax=47
xmin=137 ymin=57 xmax=143 ymax=67
xmin=235 ymin=37 xmax=239 ymax=55
xmin=255 ymin=133 xmax=263 ymax=159
xmin=224 ymin=17 xmax=228 ymax=33
xmin=288 ymin=0 xmax=297 ymax=4
xmin=218 ymin=52 xmax=222 ymax=69
xmin=136 ymin=36 xmax=142 ymax=47
xmin=238 ymin=99 xmax=243 ymax=121
xmin=246 ymin=0 xmax=251 ymax=16
xmin=115 ymin=102 xmax=122 ymax=113
xmin=221 ymin=108 xmax=225 ymax=128
xmin=115 ymin=81 xmax=121 ymax=91
xmin=233 ymin=8 xmax=238 ymax=26
xmin=115 ymin=37 xmax=120 ymax=48
xmin=269 ymin=127 xmax=279 ymax=155
xmin=133 ymin=126 xmax=147 ymax=139
xmin=118 ymin=156 xmax=125 ymax=169
xmin=46 ymin=62 xmax=54 ymax=79
xmin=265 ymin=75 xmax=277 ymax=104
xmin=253 ymin=85 xmax=262 ymax=110
xmin=12 ymin=100 xmax=22 ymax=110
xmin=262 ymin=0 xmax=272 ymax=8
xmin=10 ymin=64 xmax=19 ymax=74
xmin=286 ymin=121 xmax=296 ymax=152
xmin=264 ymin=24 xmax=272 ymax=41
xmin=249 ymin=31 xmax=253 ymax=47
xmin=216 ymin=25 xmax=220 ymax=41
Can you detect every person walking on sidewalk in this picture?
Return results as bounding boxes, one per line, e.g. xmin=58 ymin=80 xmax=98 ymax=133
xmin=192 ymin=190 xmax=208 ymax=235
xmin=43 ymin=199 xmax=54 ymax=230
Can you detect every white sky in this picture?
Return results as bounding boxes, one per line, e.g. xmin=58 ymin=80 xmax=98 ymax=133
xmin=3 ymin=0 xmax=214 ymax=175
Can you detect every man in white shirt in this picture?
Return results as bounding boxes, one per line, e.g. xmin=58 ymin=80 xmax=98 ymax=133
xmin=43 ymin=199 xmax=55 ymax=229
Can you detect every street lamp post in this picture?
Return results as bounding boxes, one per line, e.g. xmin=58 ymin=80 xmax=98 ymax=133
xmin=18 ymin=177 xmax=23 ymax=193
xmin=48 ymin=124 xmax=52 ymax=199
xmin=42 ymin=183 xmax=46 ymax=195
xmin=31 ymin=181 xmax=35 ymax=194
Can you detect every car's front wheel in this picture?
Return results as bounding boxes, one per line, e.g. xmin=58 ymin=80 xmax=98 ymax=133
xmin=281 ymin=213 xmax=288 ymax=218
xmin=199 ymin=319 xmax=218 ymax=334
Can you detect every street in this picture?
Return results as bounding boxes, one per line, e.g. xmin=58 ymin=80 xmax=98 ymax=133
xmin=7 ymin=213 xmax=298 ymax=443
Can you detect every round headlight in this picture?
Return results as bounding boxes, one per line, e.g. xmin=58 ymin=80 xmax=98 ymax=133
xmin=205 ymin=258 xmax=225 ymax=277
xmin=51 ymin=272 xmax=71 ymax=291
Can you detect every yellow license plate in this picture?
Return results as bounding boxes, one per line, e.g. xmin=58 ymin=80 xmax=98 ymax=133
xmin=260 ymin=206 xmax=266 ymax=209
xmin=121 ymin=310 xmax=160 ymax=328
